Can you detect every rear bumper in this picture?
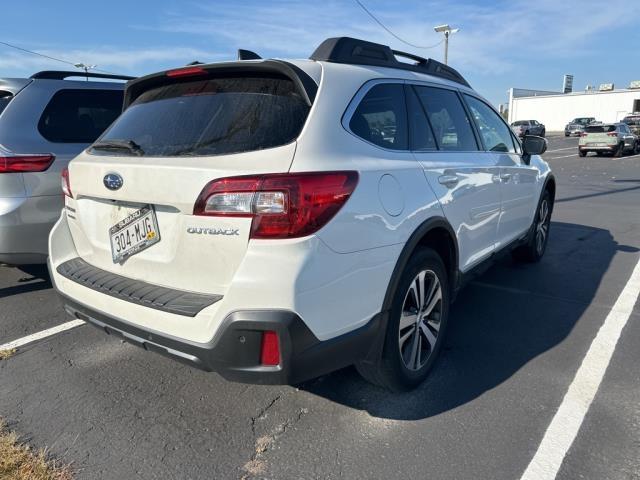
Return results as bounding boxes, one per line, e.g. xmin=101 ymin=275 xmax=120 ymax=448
xmin=0 ymin=195 xmax=62 ymax=264
xmin=57 ymin=289 xmax=383 ymax=385
xmin=579 ymin=144 xmax=616 ymax=151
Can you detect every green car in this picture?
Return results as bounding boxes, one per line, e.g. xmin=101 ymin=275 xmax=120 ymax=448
xmin=578 ymin=123 xmax=639 ymax=157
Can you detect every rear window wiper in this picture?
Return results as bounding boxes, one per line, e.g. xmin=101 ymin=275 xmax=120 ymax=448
xmin=91 ymin=139 xmax=145 ymax=156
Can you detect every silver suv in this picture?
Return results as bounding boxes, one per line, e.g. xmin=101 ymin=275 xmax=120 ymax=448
xmin=0 ymin=71 xmax=131 ymax=265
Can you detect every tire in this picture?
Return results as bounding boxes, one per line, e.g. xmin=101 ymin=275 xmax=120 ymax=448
xmin=512 ymin=189 xmax=552 ymax=263
xmin=578 ymin=149 xmax=587 ymax=157
xmin=614 ymin=142 xmax=625 ymax=158
xmin=356 ymin=248 xmax=450 ymax=391
xmin=596 ymin=151 xmax=603 ymax=156
xmin=564 ymin=133 xmax=569 ymax=137
xmin=634 ymin=141 xmax=640 ymax=155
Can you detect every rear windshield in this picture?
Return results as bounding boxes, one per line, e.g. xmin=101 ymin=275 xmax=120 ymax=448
xmin=0 ymin=91 xmax=13 ymax=116
xmin=94 ymin=76 xmax=310 ymax=157
xmin=585 ymin=125 xmax=616 ymax=133
xmin=623 ymin=116 xmax=640 ymax=126
xmin=512 ymin=121 xmax=529 ymax=126
xmin=573 ymin=118 xmax=592 ymax=125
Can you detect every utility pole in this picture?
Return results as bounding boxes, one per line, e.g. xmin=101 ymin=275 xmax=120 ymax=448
xmin=434 ymin=24 xmax=460 ymax=65
xmin=74 ymin=63 xmax=96 ymax=81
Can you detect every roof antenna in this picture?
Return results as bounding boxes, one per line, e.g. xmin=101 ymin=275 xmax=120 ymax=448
xmin=238 ymin=49 xmax=261 ymax=60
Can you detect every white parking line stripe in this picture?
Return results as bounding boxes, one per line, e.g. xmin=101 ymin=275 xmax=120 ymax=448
xmin=0 ymin=319 xmax=85 ymax=351
xmin=520 ymin=256 xmax=640 ymax=480
xmin=545 ymin=147 xmax=576 ymax=153
xmin=611 ymin=153 xmax=640 ymax=160
xmin=545 ymin=153 xmax=577 ymax=159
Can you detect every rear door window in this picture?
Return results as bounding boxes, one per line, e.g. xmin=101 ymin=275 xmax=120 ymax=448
xmin=349 ymin=83 xmax=408 ymax=150
xmin=38 ymin=89 xmax=123 ymax=143
xmin=414 ymin=86 xmax=478 ymax=151
xmin=406 ymin=86 xmax=437 ymax=151
xmin=464 ymin=95 xmax=516 ymax=153
xmin=95 ymin=76 xmax=310 ymax=157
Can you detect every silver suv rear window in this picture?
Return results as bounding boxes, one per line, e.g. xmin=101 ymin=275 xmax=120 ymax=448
xmin=93 ymin=76 xmax=310 ymax=157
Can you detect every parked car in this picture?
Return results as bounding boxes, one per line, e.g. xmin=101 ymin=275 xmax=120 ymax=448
xmin=578 ymin=123 xmax=639 ymax=157
xmin=622 ymin=114 xmax=640 ymax=136
xmin=511 ymin=120 xmax=545 ymax=137
xmin=49 ymin=37 xmax=554 ymax=391
xmin=564 ymin=117 xmax=596 ymax=137
xmin=0 ymin=71 xmax=132 ymax=265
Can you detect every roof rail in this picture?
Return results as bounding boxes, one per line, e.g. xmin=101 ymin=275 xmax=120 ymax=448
xmin=30 ymin=71 xmax=135 ymax=81
xmin=309 ymin=37 xmax=470 ymax=88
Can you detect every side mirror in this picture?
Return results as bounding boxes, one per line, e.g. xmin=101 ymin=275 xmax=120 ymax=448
xmin=522 ymin=135 xmax=547 ymax=164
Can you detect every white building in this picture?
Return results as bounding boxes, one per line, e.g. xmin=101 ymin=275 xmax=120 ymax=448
xmin=508 ymin=87 xmax=640 ymax=131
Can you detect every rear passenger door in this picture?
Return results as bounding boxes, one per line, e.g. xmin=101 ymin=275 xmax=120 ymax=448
xmin=462 ymin=94 xmax=538 ymax=248
xmin=409 ymin=84 xmax=501 ymax=272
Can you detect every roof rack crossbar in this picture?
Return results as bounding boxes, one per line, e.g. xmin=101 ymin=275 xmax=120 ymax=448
xmin=30 ymin=71 xmax=135 ymax=81
xmin=309 ymin=37 xmax=470 ymax=88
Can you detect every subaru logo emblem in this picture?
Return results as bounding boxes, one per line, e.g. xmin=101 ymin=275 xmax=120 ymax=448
xmin=103 ymin=173 xmax=123 ymax=191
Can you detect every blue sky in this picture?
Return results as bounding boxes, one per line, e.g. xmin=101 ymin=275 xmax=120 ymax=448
xmin=2 ymin=0 xmax=639 ymax=106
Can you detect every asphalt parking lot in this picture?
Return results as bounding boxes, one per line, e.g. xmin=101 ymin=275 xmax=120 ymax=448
xmin=1 ymin=134 xmax=639 ymax=480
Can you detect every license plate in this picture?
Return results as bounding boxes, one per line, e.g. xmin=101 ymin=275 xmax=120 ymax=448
xmin=109 ymin=205 xmax=161 ymax=263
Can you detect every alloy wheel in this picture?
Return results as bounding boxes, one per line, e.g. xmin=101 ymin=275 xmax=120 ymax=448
xmin=535 ymin=198 xmax=550 ymax=254
xmin=398 ymin=270 xmax=442 ymax=371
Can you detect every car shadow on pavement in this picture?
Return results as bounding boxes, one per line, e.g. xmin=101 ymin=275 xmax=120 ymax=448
xmin=0 ymin=264 xmax=51 ymax=299
xmin=300 ymin=221 xmax=636 ymax=420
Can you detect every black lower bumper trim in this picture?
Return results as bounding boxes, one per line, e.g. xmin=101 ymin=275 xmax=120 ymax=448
xmin=59 ymin=294 xmax=383 ymax=385
xmin=57 ymin=257 xmax=222 ymax=317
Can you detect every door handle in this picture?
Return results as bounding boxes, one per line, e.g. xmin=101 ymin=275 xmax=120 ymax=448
xmin=500 ymin=172 xmax=512 ymax=182
xmin=438 ymin=174 xmax=459 ymax=188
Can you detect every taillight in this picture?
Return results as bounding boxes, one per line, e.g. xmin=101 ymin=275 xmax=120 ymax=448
xmin=581 ymin=133 xmax=588 ymax=137
xmin=0 ymin=154 xmax=54 ymax=173
xmin=61 ymin=167 xmax=72 ymax=198
xmin=193 ymin=171 xmax=358 ymax=239
xmin=260 ymin=331 xmax=280 ymax=366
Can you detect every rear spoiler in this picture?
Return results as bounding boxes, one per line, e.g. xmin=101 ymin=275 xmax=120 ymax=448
xmin=123 ymin=60 xmax=318 ymax=109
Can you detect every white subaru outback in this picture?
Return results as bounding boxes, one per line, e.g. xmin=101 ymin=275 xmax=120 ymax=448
xmin=49 ymin=37 xmax=554 ymax=391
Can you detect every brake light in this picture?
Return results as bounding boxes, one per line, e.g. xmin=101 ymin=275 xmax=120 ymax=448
xmin=166 ymin=66 xmax=207 ymax=78
xmin=260 ymin=331 xmax=280 ymax=366
xmin=193 ymin=172 xmax=358 ymax=239
xmin=61 ymin=167 xmax=72 ymax=198
xmin=0 ymin=154 xmax=54 ymax=173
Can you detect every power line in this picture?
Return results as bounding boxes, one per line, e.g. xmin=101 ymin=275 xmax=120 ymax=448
xmin=0 ymin=40 xmax=119 ymax=75
xmin=353 ymin=0 xmax=444 ymax=50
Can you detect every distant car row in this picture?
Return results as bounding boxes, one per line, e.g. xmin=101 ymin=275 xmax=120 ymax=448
xmin=511 ymin=120 xmax=545 ymax=138
xmin=565 ymin=117 xmax=596 ymax=137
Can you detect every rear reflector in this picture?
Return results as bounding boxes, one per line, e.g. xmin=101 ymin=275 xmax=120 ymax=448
xmin=193 ymin=171 xmax=358 ymax=239
xmin=166 ymin=66 xmax=207 ymax=78
xmin=260 ymin=331 xmax=280 ymax=366
xmin=0 ymin=154 xmax=54 ymax=173
xmin=61 ymin=167 xmax=72 ymax=198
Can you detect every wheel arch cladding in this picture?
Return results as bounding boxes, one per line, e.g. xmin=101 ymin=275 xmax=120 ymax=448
xmin=383 ymin=216 xmax=459 ymax=312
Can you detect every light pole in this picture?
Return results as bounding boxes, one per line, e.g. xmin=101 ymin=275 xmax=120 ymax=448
xmin=434 ymin=24 xmax=459 ymax=65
